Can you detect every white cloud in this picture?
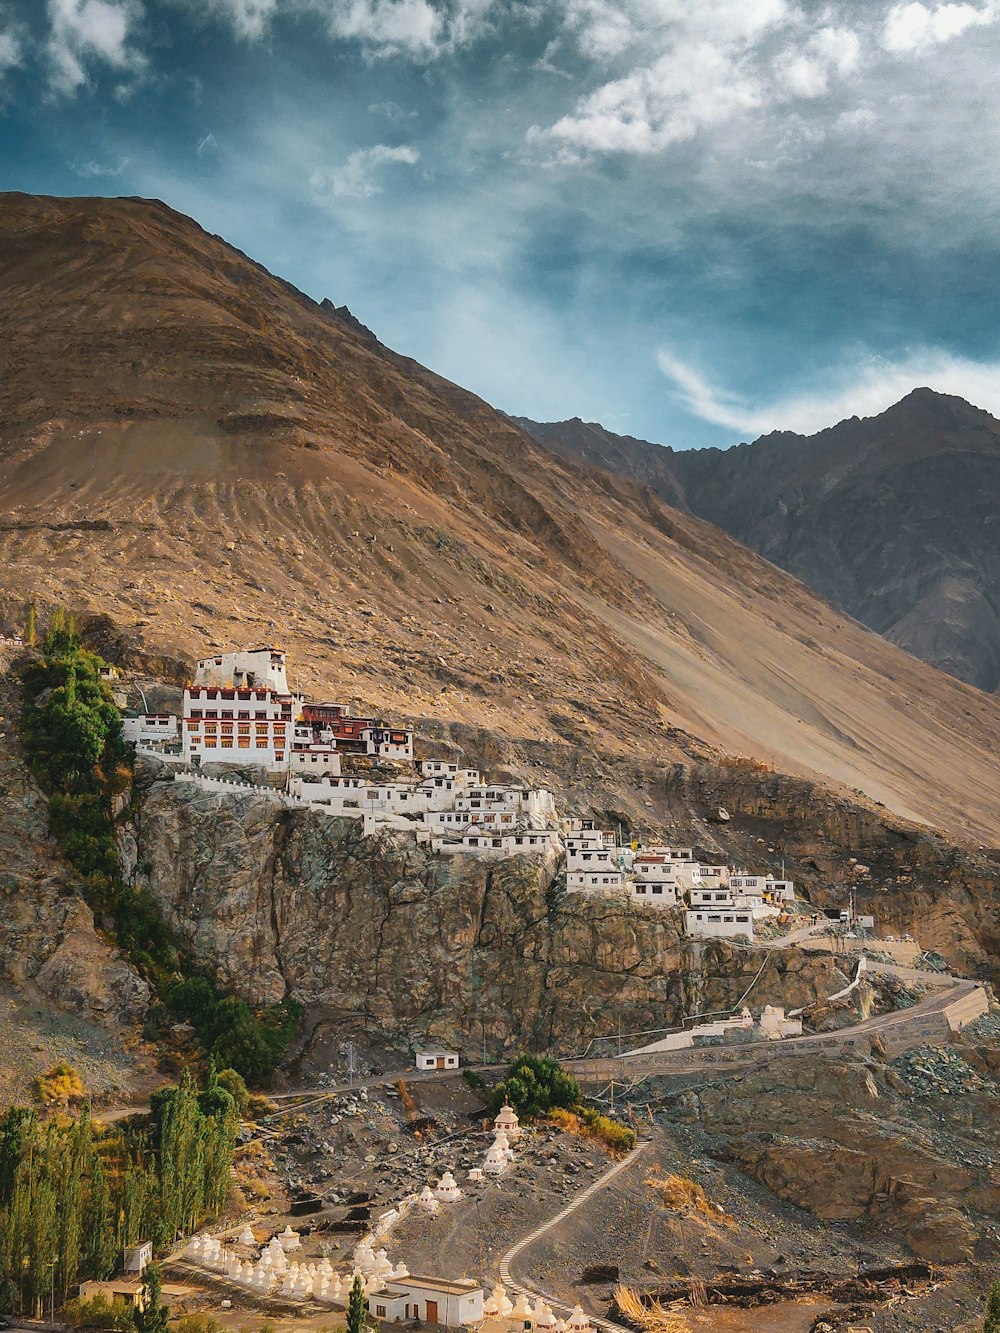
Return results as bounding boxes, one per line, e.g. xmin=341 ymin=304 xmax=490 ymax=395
xmin=311 ymin=142 xmax=420 ymax=200
xmin=73 ymin=154 xmax=130 ymax=175
xmin=0 ymin=28 xmax=22 ymax=75
xmin=534 ymin=3 xmax=865 ymax=156
xmin=47 ymin=0 xmax=145 ymax=96
xmin=657 ymin=346 xmax=1000 ymax=435
xmin=203 ymin=0 xmax=279 ymax=39
xmin=196 ymin=131 xmax=218 ymax=153
xmin=775 ymin=26 xmax=860 ymax=99
xmin=199 ymin=0 xmax=495 ymax=54
xmin=882 ymin=1 xmax=999 ymax=52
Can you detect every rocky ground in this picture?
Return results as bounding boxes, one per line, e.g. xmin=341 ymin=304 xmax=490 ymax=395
xmin=0 ymin=981 xmax=157 ymax=1107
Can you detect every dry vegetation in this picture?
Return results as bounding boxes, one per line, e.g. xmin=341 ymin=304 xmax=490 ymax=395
xmin=34 ymin=1060 xmax=85 ymax=1105
xmin=613 ymin=1284 xmax=690 ymax=1333
xmin=644 ymin=1173 xmax=737 ymax=1229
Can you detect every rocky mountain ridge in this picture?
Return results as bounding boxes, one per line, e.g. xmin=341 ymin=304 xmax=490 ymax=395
xmin=520 ymin=390 xmax=1000 ymax=692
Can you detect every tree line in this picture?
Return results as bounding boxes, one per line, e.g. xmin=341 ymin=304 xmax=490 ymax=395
xmin=0 ymin=1070 xmax=237 ymax=1315
xmin=19 ymin=613 xmax=299 ymax=1085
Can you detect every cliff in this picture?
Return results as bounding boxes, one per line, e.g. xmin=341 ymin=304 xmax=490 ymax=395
xmin=125 ymin=762 xmax=844 ymax=1059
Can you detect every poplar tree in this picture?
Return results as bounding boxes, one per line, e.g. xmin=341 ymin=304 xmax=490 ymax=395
xmin=347 ymin=1273 xmax=368 ymax=1333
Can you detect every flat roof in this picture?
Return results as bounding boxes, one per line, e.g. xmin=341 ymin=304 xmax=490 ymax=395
xmin=417 ymin=1049 xmax=459 ymax=1057
xmin=387 ymin=1276 xmax=481 ymax=1295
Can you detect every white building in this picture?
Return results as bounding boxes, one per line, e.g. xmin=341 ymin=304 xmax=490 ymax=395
xmin=566 ymin=869 xmax=627 ymax=893
xmin=690 ymin=886 xmax=738 ymax=910
xmin=685 ymin=908 xmax=754 ymax=942
xmin=122 ymin=714 xmax=178 ymax=746
xmin=368 ymin=1276 xmax=483 ymax=1327
xmin=630 ymin=879 xmax=680 ymax=906
xmin=182 ymin=681 xmax=294 ymax=771
xmin=416 ymin=1050 xmax=459 ymax=1071
xmin=289 ymin=747 xmax=342 ymax=776
xmin=420 ymin=760 xmax=483 ymax=785
xmin=631 ymin=855 xmax=681 ymax=904
xmin=432 ymin=828 xmax=562 ymax=858
xmin=194 ymin=647 xmax=291 ymax=694
xmin=730 ymin=873 xmax=795 ymax=903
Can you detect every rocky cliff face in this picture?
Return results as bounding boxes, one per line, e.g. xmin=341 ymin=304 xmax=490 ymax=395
xmin=125 ymin=763 xmax=844 ymax=1058
xmin=677 ymin=1045 xmax=1000 ymax=1264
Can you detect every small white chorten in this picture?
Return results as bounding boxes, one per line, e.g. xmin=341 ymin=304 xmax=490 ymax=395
xmin=435 ymin=1170 xmax=462 ymax=1203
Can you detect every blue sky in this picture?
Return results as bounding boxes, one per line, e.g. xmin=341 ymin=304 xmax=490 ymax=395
xmin=4 ymin=0 xmax=1000 ymax=444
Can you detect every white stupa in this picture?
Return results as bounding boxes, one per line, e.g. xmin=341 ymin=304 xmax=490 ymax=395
xmin=279 ymin=1225 xmax=302 ymax=1251
xmin=484 ymin=1283 xmax=513 ymax=1318
xmin=373 ymin=1249 xmax=394 ymax=1281
xmin=494 ymin=1101 xmax=521 ymax=1141
xmin=534 ymin=1300 xmax=556 ymax=1328
xmin=483 ymin=1141 xmax=508 ymax=1176
xmin=568 ymin=1306 xmax=592 ymax=1332
xmin=418 ymin=1185 xmax=440 ymax=1213
xmin=238 ymin=1225 xmax=256 ymax=1246
xmin=435 ymin=1170 xmax=462 ymax=1203
xmin=511 ymin=1292 xmax=533 ymax=1321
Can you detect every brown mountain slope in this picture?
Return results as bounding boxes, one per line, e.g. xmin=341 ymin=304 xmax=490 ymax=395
xmin=2 ymin=192 xmax=1000 ymax=843
xmin=521 ymin=391 xmax=1000 ymax=692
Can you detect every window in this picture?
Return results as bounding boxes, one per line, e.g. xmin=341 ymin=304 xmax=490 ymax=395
xmin=238 ymin=711 xmax=250 ymax=720
xmin=238 ymin=738 xmax=250 ymax=749
xmin=376 ymin=1307 xmax=386 ymax=1318
xmin=256 ymin=739 xmax=268 ymax=749
xmin=190 ymin=709 xmax=202 ymax=718
xmin=652 ymin=885 xmax=662 ymax=894
xmin=204 ymin=737 xmax=217 ymax=748
xmin=221 ymin=738 xmax=233 ymax=748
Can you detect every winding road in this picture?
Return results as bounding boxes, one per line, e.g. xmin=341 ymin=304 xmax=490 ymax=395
xmin=499 ymin=1141 xmax=651 ymax=1331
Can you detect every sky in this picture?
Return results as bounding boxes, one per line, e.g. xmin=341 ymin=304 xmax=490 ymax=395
xmin=4 ymin=1 xmax=1000 ymax=445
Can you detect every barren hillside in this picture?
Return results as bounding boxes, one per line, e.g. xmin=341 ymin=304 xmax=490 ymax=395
xmin=2 ymin=193 xmax=1000 ymax=843
xmin=523 ymin=392 xmax=1000 ymax=693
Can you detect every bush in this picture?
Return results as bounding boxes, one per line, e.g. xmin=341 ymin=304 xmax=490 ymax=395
xmin=63 ymin=1295 xmax=137 ymax=1331
xmin=550 ymin=1106 xmax=636 ymax=1157
xmin=172 ymin=1315 xmax=222 ymax=1333
xmin=490 ymin=1054 xmax=580 ymax=1119
xmin=215 ymin=1068 xmax=250 ymax=1117
xmin=461 ymin=1069 xmax=486 ymax=1092
xmin=984 ymin=1278 xmax=1000 ymax=1333
xmin=35 ymin=1060 xmax=85 ymax=1105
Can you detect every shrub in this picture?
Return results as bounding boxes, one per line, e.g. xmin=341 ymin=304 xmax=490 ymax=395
xmin=984 ymin=1279 xmax=1000 ymax=1333
xmin=490 ymin=1054 xmax=580 ymax=1118
xmin=35 ymin=1060 xmax=85 ymax=1105
xmin=550 ymin=1106 xmax=636 ymax=1157
xmin=215 ymin=1068 xmax=250 ymax=1117
xmin=172 ymin=1315 xmax=222 ymax=1333
xmin=63 ymin=1294 xmax=137 ymax=1331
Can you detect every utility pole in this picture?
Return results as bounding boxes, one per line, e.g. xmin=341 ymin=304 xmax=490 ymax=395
xmin=346 ymin=1041 xmax=356 ymax=1088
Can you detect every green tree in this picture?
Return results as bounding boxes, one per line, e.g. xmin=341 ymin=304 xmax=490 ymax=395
xmin=24 ymin=602 xmax=36 ymax=648
xmin=347 ymin=1273 xmax=368 ymax=1333
xmin=490 ymin=1054 xmax=581 ymax=1118
xmin=984 ymin=1279 xmax=1000 ymax=1332
xmin=136 ymin=1263 xmax=169 ymax=1333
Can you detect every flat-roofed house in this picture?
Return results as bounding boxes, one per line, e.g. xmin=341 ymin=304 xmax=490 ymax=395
xmin=368 ymin=1275 xmax=484 ymax=1327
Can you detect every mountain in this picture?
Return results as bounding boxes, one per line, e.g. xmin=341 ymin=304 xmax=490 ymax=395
xmin=3 ymin=193 xmax=1000 ymax=845
xmin=520 ymin=391 xmax=1000 ymax=692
